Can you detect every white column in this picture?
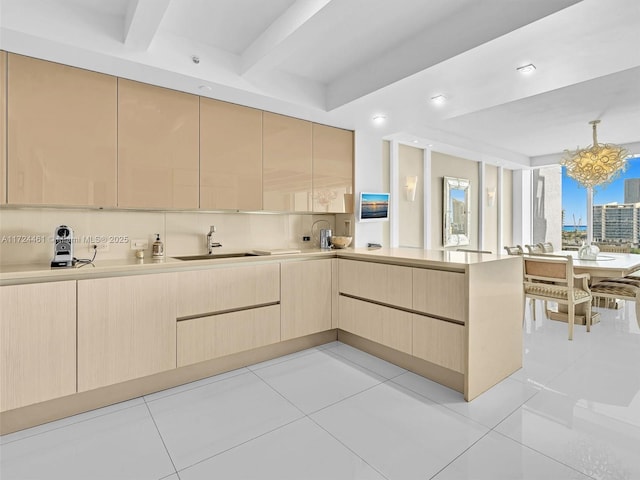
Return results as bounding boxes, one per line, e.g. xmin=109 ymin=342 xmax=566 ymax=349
xmin=423 ymin=147 xmax=432 ymax=249
xmin=512 ymin=169 xmax=532 ymax=246
xmin=586 ymin=187 xmax=593 ymax=245
xmin=478 ymin=162 xmax=485 ymax=250
xmin=497 ymin=166 xmax=503 ymax=253
xmin=389 ymin=140 xmax=400 ymax=248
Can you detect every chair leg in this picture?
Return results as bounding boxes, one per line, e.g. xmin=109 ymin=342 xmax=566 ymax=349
xmin=586 ymin=299 xmax=592 ymax=333
xmin=568 ymin=302 xmax=574 ymax=341
xmin=531 ymin=299 xmax=537 ymax=321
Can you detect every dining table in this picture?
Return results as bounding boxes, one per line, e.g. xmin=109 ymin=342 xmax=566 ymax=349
xmin=558 ymin=250 xmax=640 ymax=284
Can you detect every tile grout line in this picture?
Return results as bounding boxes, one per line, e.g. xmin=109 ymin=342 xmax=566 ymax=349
xmin=169 ymin=368 xmax=309 ymax=475
xmin=426 ymin=429 xmax=494 ymax=480
xmin=143 ymin=397 xmax=181 ymax=479
xmin=0 ymin=400 xmax=144 ymax=446
xmin=488 ymin=429 xmax=599 ymax=480
xmin=306 ymin=416 xmax=392 ymax=480
xmin=175 ymin=416 xmax=305 ymax=476
xmin=249 ymin=368 xmax=391 ymax=480
xmin=143 ymin=367 xmax=251 ymax=404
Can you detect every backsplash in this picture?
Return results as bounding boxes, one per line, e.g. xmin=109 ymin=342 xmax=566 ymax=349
xmin=0 ymin=208 xmax=342 ymax=266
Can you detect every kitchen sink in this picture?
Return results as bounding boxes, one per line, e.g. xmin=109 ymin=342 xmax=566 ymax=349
xmin=172 ymin=253 xmax=261 ymax=261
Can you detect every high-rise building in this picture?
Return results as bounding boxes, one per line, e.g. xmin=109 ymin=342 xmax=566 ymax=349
xmin=593 ymin=203 xmax=639 ymax=244
xmin=624 ymin=179 xmax=640 ymax=203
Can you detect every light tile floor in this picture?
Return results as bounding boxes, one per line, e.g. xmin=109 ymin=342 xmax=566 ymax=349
xmin=1 ymin=303 xmax=639 ymax=480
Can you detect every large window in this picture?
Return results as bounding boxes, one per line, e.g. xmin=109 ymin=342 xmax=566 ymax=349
xmin=562 ymin=156 xmax=640 ymax=249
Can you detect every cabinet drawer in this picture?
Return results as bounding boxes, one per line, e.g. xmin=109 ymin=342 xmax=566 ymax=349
xmin=177 ymin=305 xmax=281 ymax=367
xmin=176 ymin=263 xmax=280 ymax=318
xmin=338 ymin=259 xmax=412 ymax=309
xmin=413 ymin=315 xmax=465 ymax=373
xmin=412 ymin=268 xmax=466 ymax=321
xmin=338 ymin=296 xmax=412 ymax=354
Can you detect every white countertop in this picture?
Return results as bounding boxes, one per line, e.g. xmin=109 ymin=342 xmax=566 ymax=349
xmin=0 ymin=250 xmax=334 ymax=285
xmin=0 ymin=247 xmax=517 ymax=285
xmin=341 ymin=247 xmax=511 ymax=270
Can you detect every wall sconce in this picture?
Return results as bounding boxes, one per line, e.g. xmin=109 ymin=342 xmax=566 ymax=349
xmin=405 ymin=175 xmax=418 ymax=202
xmin=487 ymin=187 xmax=497 ymax=207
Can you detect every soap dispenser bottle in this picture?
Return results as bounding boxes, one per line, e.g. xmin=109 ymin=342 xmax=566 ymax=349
xmin=152 ymin=234 xmax=164 ymax=258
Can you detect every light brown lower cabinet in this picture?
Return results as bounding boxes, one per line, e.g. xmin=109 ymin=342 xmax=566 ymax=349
xmin=0 ymin=281 xmax=76 ymax=412
xmin=77 ymin=273 xmax=178 ymax=392
xmin=338 ymin=295 xmax=412 ymax=354
xmin=412 ymin=315 xmax=465 ymax=373
xmin=177 ymin=305 xmax=281 ymax=367
xmin=281 ymin=259 xmax=332 ymax=340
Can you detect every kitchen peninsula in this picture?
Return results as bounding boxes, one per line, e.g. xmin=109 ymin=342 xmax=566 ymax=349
xmin=0 ymin=248 xmax=523 ymax=434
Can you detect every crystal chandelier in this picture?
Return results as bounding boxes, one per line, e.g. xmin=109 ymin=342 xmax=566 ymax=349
xmin=560 ymin=120 xmax=628 ymax=188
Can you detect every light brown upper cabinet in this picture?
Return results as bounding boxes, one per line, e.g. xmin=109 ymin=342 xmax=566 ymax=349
xmin=118 ymin=79 xmax=199 ymax=209
xmin=263 ymin=112 xmax=312 ymax=212
xmin=7 ymin=54 xmax=117 ymax=206
xmin=200 ymin=98 xmax=262 ymax=210
xmin=0 ymin=51 xmax=6 ymax=205
xmin=312 ymin=124 xmax=354 ymax=213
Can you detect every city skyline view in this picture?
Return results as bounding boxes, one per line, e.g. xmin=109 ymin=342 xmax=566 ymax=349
xmin=562 ymin=155 xmax=640 ymax=226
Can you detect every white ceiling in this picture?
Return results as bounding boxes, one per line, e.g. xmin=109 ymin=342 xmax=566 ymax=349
xmin=1 ymin=0 xmax=639 ymax=168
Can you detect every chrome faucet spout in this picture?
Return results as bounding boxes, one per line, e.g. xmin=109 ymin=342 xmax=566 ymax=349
xmin=207 ymin=225 xmax=221 ymax=254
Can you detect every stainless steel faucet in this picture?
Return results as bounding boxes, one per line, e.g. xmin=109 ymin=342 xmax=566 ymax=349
xmin=207 ymin=225 xmax=222 ymax=254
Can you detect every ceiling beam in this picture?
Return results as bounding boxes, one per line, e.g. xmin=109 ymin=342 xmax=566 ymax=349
xmin=240 ymin=0 xmax=332 ymax=75
xmin=124 ymin=0 xmax=171 ymax=51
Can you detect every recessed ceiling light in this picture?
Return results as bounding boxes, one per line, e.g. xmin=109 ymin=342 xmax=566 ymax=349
xmin=372 ymin=114 xmax=387 ymax=124
xmin=427 ymin=144 xmax=433 ymax=147
xmin=430 ymin=94 xmax=446 ymax=105
xmin=517 ymin=63 xmax=536 ymax=74
xmin=412 ymin=140 xmax=419 ymax=144
xmin=198 ymin=85 xmax=212 ymax=91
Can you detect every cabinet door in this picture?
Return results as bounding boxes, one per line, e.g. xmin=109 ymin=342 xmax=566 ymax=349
xmin=7 ymin=54 xmax=117 ymax=206
xmin=118 ymin=79 xmax=199 ymax=209
xmin=200 ymin=98 xmax=262 ymax=210
xmin=281 ymin=260 xmax=332 ymax=340
xmin=177 ymin=305 xmax=280 ymax=367
xmin=312 ymin=124 xmax=353 ymax=213
xmin=338 ymin=259 xmax=412 ymax=309
xmin=77 ymin=273 xmax=177 ymax=392
xmin=1 ymin=281 xmax=76 ymax=411
xmin=176 ymin=263 xmax=280 ymax=318
xmin=412 ymin=268 xmax=466 ymax=322
xmin=0 ymin=51 xmax=6 ymax=204
xmin=338 ymin=295 xmax=412 ymax=354
xmin=413 ymin=315 xmax=465 ymax=373
xmin=263 ymin=112 xmax=312 ymax=212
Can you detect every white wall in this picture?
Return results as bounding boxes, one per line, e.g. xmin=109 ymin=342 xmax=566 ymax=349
xmin=353 ymin=131 xmax=387 ymax=247
xmin=398 ymin=144 xmax=424 ymax=247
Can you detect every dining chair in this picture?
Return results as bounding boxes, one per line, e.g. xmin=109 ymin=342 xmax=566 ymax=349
xmin=595 ymin=243 xmax=632 ymax=253
xmin=504 ymin=245 xmax=523 ymax=255
xmin=590 ymin=277 xmax=640 ymax=325
xmin=523 ymin=253 xmax=592 ymax=340
xmin=525 ymin=244 xmax=543 ymax=254
xmin=536 ymin=242 xmax=554 ymax=253
xmin=456 ymin=248 xmax=492 ymax=253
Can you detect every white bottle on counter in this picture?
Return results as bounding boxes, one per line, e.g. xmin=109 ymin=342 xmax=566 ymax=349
xmin=152 ymin=233 xmax=164 ymax=258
